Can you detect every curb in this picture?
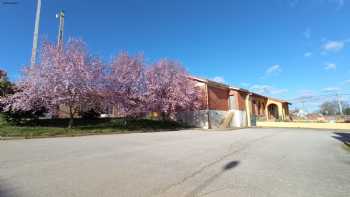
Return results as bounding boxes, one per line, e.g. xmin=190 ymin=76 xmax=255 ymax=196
xmin=0 ymin=136 xmax=25 ymax=141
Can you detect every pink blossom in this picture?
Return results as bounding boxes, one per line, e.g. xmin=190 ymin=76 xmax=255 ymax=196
xmin=145 ymin=59 xmax=202 ymax=119
xmin=4 ymin=39 xmax=104 ymax=127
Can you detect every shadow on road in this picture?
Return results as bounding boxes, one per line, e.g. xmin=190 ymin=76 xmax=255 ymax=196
xmin=0 ymin=183 xmax=15 ymax=197
xmin=185 ymin=160 xmax=240 ymax=197
xmin=332 ymin=132 xmax=350 ymax=147
xmin=223 ymin=160 xmax=239 ymax=170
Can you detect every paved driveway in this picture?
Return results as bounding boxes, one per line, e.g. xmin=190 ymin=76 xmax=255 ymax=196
xmin=0 ymin=128 xmax=349 ymax=197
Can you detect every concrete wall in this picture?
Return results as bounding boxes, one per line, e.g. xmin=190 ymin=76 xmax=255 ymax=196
xmin=177 ymin=109 xmax=248 ymax=129
xmin=176 ymin=110 xmax=209 ymax=129
xmin=208 ymin=110 xmax=228 ymax=128
xmin=208 ymin=110 xmax=247 ymax=128
xmin=231 ymin=109 xmax=247 ymax=127
xmin=177 ymin=110 xmax=231 ymax=129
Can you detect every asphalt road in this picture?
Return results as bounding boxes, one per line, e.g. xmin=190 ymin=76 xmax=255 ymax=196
xmin=0 ymin=128 xmax=349 ymax=197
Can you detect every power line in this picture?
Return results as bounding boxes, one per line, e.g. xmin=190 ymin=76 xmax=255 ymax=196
xmin=290 ymin=93 xmax=350 ymax=113
xmin=291 ymin=93 xmax=350 ymax=102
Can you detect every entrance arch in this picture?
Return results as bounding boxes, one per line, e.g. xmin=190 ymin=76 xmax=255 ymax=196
xmin=267 ymin=104 xmax=279 ymax=120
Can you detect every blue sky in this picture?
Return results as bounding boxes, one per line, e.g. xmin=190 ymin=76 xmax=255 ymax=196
xmin=0 ymin=0 xmax=349 ymax=111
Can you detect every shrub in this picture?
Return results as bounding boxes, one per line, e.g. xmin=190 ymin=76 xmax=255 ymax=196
xmin=1 ymin=107 xmax=47 ymax=125
xmin=80 ymin=109 xmax=101 ymax=120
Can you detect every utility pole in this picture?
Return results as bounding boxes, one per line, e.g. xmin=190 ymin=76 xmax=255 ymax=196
xmin=30 ymin=0 xmax=42 ymax=67
xmin=56 ymin=10 xmax=65 ymax=49
xmin=300 ymin=99 xmax=306 ymax=113
xmin=336 ymin=93 xmax=343 ymax=116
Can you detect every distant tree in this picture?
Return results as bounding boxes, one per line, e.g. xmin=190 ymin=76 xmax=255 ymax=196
xmin=3 ymin=39 xmax=104 ymax=128
xmin=344 ymin=108 xmax=350 ymax=115
xmin=145 ymin=59 xmax=202 ymax=120
xmin=0 ymin=69 xmax=14 ymax=97
xmin=319 ymin=100 xmax=349 ymax=115
xmin=105 ymin=53 xmax=147 ymax=117
xmin=320 ymin=101 xmax=338 ymax=115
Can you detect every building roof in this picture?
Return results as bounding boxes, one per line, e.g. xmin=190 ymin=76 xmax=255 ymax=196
xmin=189 ymin=76 xmax=291 ymax=104
xmin=267 ymin=97 xmax=291 ymax=104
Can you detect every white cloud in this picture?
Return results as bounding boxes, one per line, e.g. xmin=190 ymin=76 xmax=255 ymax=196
xmin=300 ymin=90 xmax=315 ymax=97
xmin=265 ymin=64 xmax=282 ymax=75
xmin=344 ymin=79 xmax=350 ymax=84
xmin=303 ymin=28 xmax=311 ymax=39
xmin=322 ymin=87 xmax=341 ymax=92
xmin=292 ymin=90 xmax=317 ymax=103
xmin=211 ymin=76 xmax=225 ymax=83
xmin=304 ymin=52 xmax=312 ymax=57
xmin=270 ymin=88 xmax=289 ymax=95
xmin=324 ymin=63 xmax=336 ymax=70
xmin=250 ymin=84 xmax=288 ymax=95
xmin=321 ymin=40 xmax=345 ymax=53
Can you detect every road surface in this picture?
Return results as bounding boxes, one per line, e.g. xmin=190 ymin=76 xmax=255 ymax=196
xmin=0 ymin=128 xmax=349 ymax=197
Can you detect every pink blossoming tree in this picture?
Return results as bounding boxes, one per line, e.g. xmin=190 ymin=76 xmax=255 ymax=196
xmin=4 ymin=38 xmax=203 ymax=127
xmin=105 ymin=52 xmax=147 ymax=117
xmin=146 ymin=59 xmax=202 ymax=120
xmin=5 ymin=39 xmax=104 ymax=128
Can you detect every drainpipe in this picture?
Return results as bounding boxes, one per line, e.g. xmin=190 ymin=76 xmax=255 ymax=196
xmin=245 ymin=93 xmax=252 ymax=127
xmin=205 ymin=83 xmax=211 ymax=129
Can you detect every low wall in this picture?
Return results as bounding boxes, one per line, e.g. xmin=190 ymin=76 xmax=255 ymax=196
xmin=176 ymin=110 xmax=209 ymax=129
xmin=208 ymin=110 xmax=227 ymax=129
xmin=177 ymin=109 xmax=248 ymax=129
xmin=257 ymin=121 xmax=350 ymax=130
xmin=231 ymin=109 xmax=247 ymax=128
xmin=208 ymin=110 xmax=248 ymax=128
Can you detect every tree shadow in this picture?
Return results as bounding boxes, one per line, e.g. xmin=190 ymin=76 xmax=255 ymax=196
xmin=333 ymin=132 xmax=350 ymax=147
xmin=185 ymin=160 xmax=240 ymax=197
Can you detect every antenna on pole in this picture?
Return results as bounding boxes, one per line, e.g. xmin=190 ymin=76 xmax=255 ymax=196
xmin=31 ymin=0 xmax=42 ymax=67
xmin=56 ymin=10 xmax=65 ymax=49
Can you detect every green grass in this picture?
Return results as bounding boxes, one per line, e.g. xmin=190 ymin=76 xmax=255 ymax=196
xmin=0 ymin=116 xmax=188 ymax=139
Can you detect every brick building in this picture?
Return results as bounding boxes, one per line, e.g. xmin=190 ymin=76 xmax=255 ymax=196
xmin=176 ymin=77 xmax=290 ymax=129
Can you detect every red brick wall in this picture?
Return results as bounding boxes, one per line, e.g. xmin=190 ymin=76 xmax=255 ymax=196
xmin=208 ymin=86 xmax=229 ymax=110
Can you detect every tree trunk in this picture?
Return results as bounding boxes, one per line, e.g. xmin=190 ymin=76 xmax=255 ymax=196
xmin=68 ymin=117 xmax=74 ymax=129
xmin=161 ymin=112 xmax=166 ymax=121
xmin=161 ymin=112 xmax=170 ymax=121
xmin=68 ymin=106 xmax=74 ymax=128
